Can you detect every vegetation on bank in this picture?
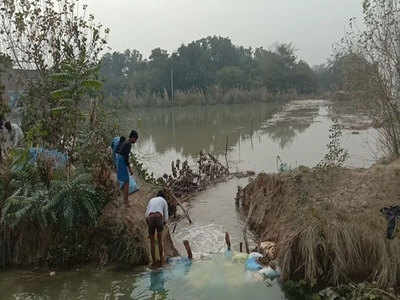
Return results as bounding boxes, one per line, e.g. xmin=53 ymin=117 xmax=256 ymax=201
xmin=333 ymin=0 xmax=400 ymax=158
xmin=0 ymin=0 xmax=117 ymax=268
xmin=99 ymin=38 xmax=324 ymax=107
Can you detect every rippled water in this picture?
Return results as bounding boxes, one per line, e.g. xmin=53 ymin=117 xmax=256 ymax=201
xmin=1 ymin=100 xmax=379 ymax=300
xmin=120 ymin=100 xmax=378 ymax=177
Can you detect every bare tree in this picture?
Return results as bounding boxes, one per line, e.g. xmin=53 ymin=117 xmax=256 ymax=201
xmin=343 ymin=0 xmax=400 ymax=157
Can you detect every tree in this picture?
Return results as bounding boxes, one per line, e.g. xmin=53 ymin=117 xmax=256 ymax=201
xmin=343 ymin=0 xmax=400 ymax=156
xmin=216 ymin=66 xmax=245 ymax=91
xmin=0 ymin=53 xmax=12 ymax=118
xmin=148 ymin=48 xmax=170 ymax=97
xmin=0 ymin=0 xmax=109 ymax=151
xmin=293 ymin=60 xmax=317 ymax=94
xmin=255 ymin=44 xmax=298 ymax=92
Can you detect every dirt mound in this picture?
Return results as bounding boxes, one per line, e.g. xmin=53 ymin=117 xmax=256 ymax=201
xmin=96 ymin=172 xmax=178 ymax=266
xmin=237 ymin=160 xmax=400 ymax=288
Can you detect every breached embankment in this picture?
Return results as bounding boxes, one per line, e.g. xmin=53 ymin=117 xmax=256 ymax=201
xmin=96 ymin=171 xmax=178 ymax=266
xmin=97 ymin=152 xmax=231 ymax=267
xmin=236 ymin=160 xmax=400 ymax=290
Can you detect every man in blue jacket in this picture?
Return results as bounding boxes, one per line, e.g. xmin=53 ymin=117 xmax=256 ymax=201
xmin=116 ymin=130 xmax=138 ymax=207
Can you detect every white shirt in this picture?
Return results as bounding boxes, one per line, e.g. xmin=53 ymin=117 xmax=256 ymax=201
xmin=145 ymin=196 xmax=169 ymax=222
xmin=4 ymin=123 xmax=23 ymax=148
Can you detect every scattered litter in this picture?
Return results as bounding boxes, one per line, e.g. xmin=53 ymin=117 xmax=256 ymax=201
xmin=258 ymin=266 xmax=280 ymax=280
xmin=245 ymin=253 xmax=263 ymax=271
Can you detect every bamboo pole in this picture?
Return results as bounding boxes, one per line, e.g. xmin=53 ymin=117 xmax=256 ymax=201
xmin=243 ymin=202 xmax=256 ymax=254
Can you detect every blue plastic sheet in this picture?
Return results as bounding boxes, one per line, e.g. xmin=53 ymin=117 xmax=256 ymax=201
xmin=28 ymin=147 xmax=68 ymax=169
xmin=245 ymin=257 xmax=263 ymax=271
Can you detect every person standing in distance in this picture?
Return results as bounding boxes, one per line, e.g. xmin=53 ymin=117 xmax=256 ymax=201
xmin=116 ymin=130 xmax=138 ymax=207
xmin=145 ymin=190 xmax=169 ymax=267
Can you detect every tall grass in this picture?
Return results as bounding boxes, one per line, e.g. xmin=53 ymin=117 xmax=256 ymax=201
xmin=103 ymin=87 xmax=304 ymax=108
xmin=240 ymin=171 xmax=400 ymax=289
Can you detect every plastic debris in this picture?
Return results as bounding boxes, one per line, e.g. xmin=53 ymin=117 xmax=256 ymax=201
xmin=245 ymin=253 xmax=263 ymax=271
xmin=29 ymin=147 xmax=68 ymax=169
xmin=258 ymin=266 xmax=280 ymax=280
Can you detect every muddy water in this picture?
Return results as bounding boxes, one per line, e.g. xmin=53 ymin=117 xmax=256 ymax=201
xmin=121 ymin=100 xmax=377 ymax=177
xmin=119 ymin=100 xmax=377 ymax=254
xmin=0 ymin=100 xmax=379 ymax=300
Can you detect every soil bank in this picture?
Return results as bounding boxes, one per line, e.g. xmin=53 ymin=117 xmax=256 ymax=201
xmin=237 ymin=159 xmax=400 ymax=289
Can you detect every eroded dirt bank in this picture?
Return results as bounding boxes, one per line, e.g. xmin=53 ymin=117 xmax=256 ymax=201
xmin=237 ymin=160 xmax=400 ymax=289
xmin=97 ymin=172 xmax=178 ymax=266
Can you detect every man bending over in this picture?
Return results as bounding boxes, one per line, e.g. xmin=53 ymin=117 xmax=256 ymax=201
xmin=145 ymin=190 xmax=169 ymax=267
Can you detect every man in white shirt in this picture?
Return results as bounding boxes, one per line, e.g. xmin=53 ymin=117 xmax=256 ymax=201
xmin=3 ymin=121 xmax=23 ymax=147
xmin=145 ymin=190 xmax=169 ymax=266
xmin=0 ymin=120 xmax=23 ymax=160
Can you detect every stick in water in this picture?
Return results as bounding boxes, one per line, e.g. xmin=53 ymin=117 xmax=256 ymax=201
xmin=183 ymin=240 xmax=193 ymax=260
xmin=225 ymin=232 xmax=231 ymax=251
xmin=243 ymin=202 xmax=256 ymax=254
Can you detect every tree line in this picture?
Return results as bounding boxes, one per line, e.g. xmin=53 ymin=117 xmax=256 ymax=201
xmin=100 ymin=37 xmax=322 ymax=101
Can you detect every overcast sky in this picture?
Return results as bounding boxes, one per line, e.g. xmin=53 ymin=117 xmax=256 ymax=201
xmin=85 ymin=0 xmax=363 ymax=65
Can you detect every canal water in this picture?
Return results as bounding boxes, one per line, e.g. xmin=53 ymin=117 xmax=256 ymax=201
xmin=0 ymin=100 xmax=378 ymax=299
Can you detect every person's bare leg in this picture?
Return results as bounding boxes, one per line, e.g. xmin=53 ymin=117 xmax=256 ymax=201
xmin=157 ymin=231 xmax=164 ymax=265
xmin=123 ymin=182 xmax=129 ymax=207
xmin=149 ymin=234 xmax=156 ymax=266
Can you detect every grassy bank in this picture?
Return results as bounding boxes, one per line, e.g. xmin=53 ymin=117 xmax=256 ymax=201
xmin=237 ymin=161 xmax=400 ymax=298
xmin=103 ymin=87 xmax=321 ymax=109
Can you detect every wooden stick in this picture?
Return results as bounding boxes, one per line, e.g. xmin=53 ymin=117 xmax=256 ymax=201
xmin=166 ymin=189 xmax=193 ymax=224
xmin=183 ymin=240 xmax=193 ymax=260
xmin=243 ymin=202 xmax=256 ymax=254
xmin=225 ymin=232 xmax=231 ymax=251
xmin=240 ymin=242 xmax=243 ymax=253
xmin=225 ymin=136 xmax=229 ymax=169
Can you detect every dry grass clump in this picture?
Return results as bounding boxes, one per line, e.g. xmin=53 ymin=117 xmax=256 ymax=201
xmin=237 ymin=164 xmax=400 ymax=289
xmin=279 ymin=214 xmax=400 ymax=288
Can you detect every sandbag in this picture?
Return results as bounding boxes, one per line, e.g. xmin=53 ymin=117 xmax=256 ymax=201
xmin=245 ymin=257 xmax=263 ymax=271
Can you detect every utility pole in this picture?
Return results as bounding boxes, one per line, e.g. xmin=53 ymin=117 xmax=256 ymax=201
xmin=170 ymin=68 xmax=174 ymax=104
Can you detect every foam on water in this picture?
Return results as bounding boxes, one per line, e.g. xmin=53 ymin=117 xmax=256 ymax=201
xmin=172 ymin=223 xmax=228 ymax=256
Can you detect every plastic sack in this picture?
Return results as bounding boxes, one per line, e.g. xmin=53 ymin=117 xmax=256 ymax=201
xmin=248 ymin=252 xmax=263 ymax=259
xmin=245 ymin=257 xmax=263 ymax=271
xmin=258 ymin=266 xmax=281 ymax=280
xmin=119 ymin=175 xmax=139 ymax=194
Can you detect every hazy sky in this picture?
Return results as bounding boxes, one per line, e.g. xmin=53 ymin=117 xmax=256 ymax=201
xmin=85 ymin=0 xmax=363 ymax=65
